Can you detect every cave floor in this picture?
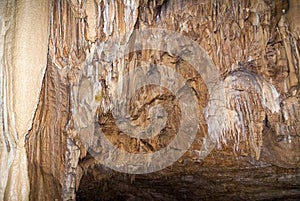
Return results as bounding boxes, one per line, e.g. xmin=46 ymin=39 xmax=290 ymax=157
xmin=76 ymin=150 xmax=300 ymax=201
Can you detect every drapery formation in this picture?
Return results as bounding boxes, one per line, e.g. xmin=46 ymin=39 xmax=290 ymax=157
xmin=0 ymin=0 xmax=49 ymax=200
xmin=0 ymin=0 xmax=299 ymax=200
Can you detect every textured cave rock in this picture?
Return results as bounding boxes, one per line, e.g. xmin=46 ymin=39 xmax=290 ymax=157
xmin=0 ymin=0 xmax=49 ymax=200
xmin=0 ymin=0 xmax=300 ymax=200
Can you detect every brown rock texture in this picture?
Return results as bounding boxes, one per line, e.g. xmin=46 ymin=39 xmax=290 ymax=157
xmin=0 ymin=0 xmax=299 ymax=200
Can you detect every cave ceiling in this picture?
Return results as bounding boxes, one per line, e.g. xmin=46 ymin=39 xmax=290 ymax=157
xmin=0 ymin=0 xmax=299 ymax=200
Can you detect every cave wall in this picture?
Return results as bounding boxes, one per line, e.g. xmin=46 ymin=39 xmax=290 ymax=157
xmin=0 ymin=0 xmax=299 ymax=200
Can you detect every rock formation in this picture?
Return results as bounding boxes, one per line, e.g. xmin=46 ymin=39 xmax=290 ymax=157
xmin=0 ymin=0 xmax=299 ymax=200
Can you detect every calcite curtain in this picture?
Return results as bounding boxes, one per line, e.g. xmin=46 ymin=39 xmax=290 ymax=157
xmin=0 ymin=0 xmax=49 ymax=200
xmin=0 ymin=0 xmax=299 ymax=200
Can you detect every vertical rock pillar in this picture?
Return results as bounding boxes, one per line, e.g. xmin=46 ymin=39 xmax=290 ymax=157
xmin=0 ymin=1 xmax=49 ymax=200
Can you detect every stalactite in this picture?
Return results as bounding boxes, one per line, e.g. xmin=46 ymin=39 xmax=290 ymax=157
xmin=9 ymin=0 xmax=298 ymax=200
xmin=205 ymin=68 xmax=280 ymax=159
